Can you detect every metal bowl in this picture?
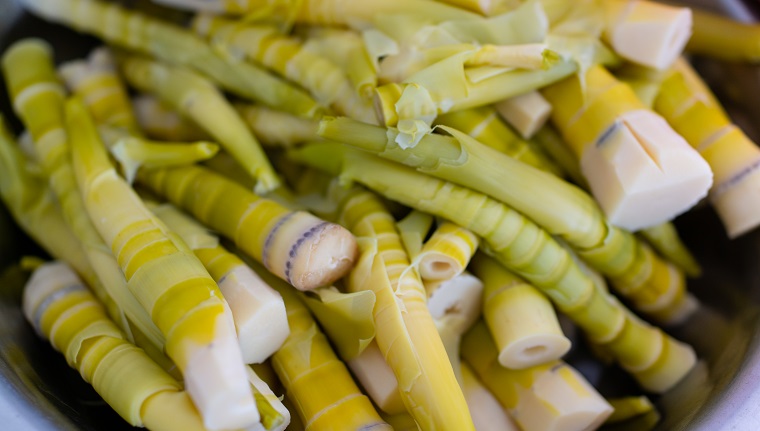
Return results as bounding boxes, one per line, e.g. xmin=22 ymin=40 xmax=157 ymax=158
xmin=2 ymin=0 xmax=760 ymax=429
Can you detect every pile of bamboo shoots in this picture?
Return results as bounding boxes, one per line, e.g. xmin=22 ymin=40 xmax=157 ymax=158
xmin=1 ymin=0 xmax=759 ymax=430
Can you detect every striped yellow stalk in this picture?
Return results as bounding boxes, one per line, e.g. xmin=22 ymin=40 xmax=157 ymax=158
xmin=137 ymin=163 xmax=357 ymax=290
xmin=58 ymin=47 xmax=140 ymax=133
xmin=289 ymin=0 xmax=480 ymax=29
xmin=65 ymin=98 xmax=257 ymax=430
xmin=23 ymin=0 xmax=321 ymax=117
xmin=110 ymin=137 xmax=219 ymax=184
xmin=300 ymin=286 xmax=376 ymax=360
xmin=132 ymin=95 xmax=208 ymax=141
xmin=639 ymin=223 xmax=701 ymax=278
xmin=161 ymin=0 xmax=479 ymax=25
xmin=463 ymin=320 xmax=613 ymax=431
xmin=234 ymin=104 xmax=320 ymax=148
xmin=542 ymin=64 xmax=712 ymax=231
xmin=460 ymin=362 xmax=520 ymax=431
xmin=347 ymin=340 xmax=406 ymax=415
xmin=299 ymin=27 xmax=377 ymax=100
xmin=530 ymin=125 xmax=702 ymax=279
xmin=250 ymin=260 xmax=393 ymax=431
xmin=121 ymin=56 xmax=280 ymax=194
xmin=655 ymin=58 xmax=760 ymax=238
xmin=470 ymin=253 xmax=571 ymax=369
xmin=417 ymin=221 xmax=479 ymax=281
xmin=149 ymin=202 xmax=290 ymax=364
xmin=22 ymin=261 xmax=207 ymax=431
xmin=26 ymin=260 xmax=291 ymax=431
xmin=193 ymin=15 xmax=375 ymax=123
xmin=326 ymin=148 xmax=697 ymax=393
xmin=0 ymin=40 xmax=166 ymax=350
xmin=532 ymin=125 xmax=587 ymax=185
xmin=435 ymin=107 xmax=565 ymax=182
xmin=606 ymin=396 xmax=656 ymax=424
xmin=318 ymin=117 xmax=695 ymax=324
xmin=687 ymin=8 xmax=760 ymax=62
xmin=339 ymin=188 xmax=475 ymax=431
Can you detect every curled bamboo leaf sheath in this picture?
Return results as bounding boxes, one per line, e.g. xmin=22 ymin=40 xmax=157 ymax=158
xmin=138 ymin=164 xmax=358 ymax=291
xmin=339 ymin=189 xmax=475 ymax=431
xmin=336 ymin=150 xmax=695 ymax=393
xmin=319 ymin=118 xmax=690 ymax=321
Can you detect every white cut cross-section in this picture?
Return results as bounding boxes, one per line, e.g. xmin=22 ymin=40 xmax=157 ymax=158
xmin=580 ymin=110 xmax=712 ymax=231
xmin=495 ymin=90 xmax=552 ymax=139
xmin=604 ymin=0 xmax=692 ymax=70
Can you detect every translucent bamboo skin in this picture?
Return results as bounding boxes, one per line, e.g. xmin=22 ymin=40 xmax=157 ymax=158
xmin=435 ymin=107 xmax=564 ymax=177
xmin=417 ymin=221 xmax=479 ymax=281
xmin=65 ymin=98 xmax=258 ymax=430
xmin=23 ymin=261 xmax=209 ymax=431
xmin=193 ymin=15 xmax=375 ymax=123
xmin=251 ymin=262 xmax=392 ymax=431
xmin=318 ymin=118 xmax=693 ymax=323
xmin=471 ymin=254 xmax=571 ymax=369
xmin=462 ymin=321 xmax=613 ymax=431
xmin=58 ymin=47 xmax=140 ymax=133
xmin=120 ymin=56 xmax=280 ymax=194
xmin=655 ymin=59 xmax=760 ymax=238
xmin=335 ymin=150 xmax=696 ymax=393
xmin=338 ymin=189 xmax=476 ymax=431
xmin=22 ymin=0 xmax=321 ymax=118
xmin=138 ymin=164 xmax=358 ymax=291
xmin=0 ymin=39 xmax=167 ymax=349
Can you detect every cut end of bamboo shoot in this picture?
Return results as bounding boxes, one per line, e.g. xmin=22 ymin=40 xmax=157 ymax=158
xmin=217 ymin=266 xmax=289 ymax=364
xmin=604 ymin=0 xmax=692 ymax=70
xmin=426 ymin=273 xmax=484 ymax=332
xmin=581 ymin=110 xmax=712 ymax=231
xmin=182 ymin=311 xmax=260 ymax=430
xmin=513 ymin=362 xmax=613 ymax=431
xmin=494 ymin=91 xmax=552 ymax=139
xmin=498 ymin=335 xmax=572 ymax=371
xmin=286 ymin=221 xmax=358 ymax=290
